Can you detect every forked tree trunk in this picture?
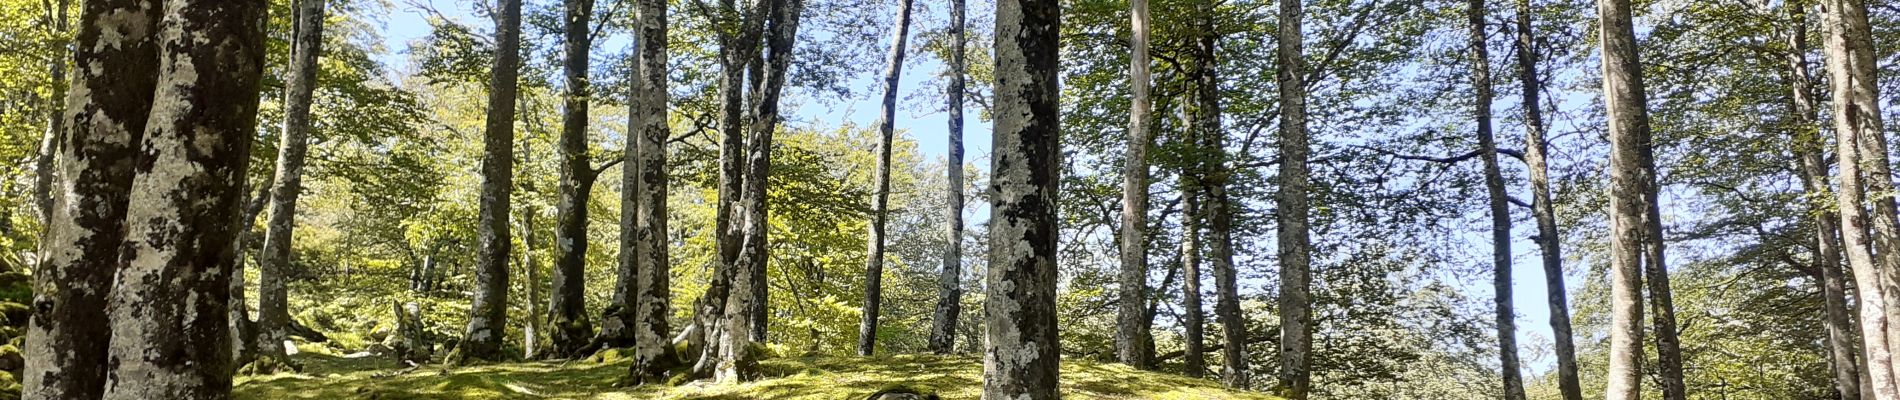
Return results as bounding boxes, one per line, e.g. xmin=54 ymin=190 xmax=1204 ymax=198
xmin=926 ymin=0 xmax=968 ymax=355
xmin=1114 ymin=0 xmax=1156 ymax=370
xmin=626 ymin=0 xmax=678 ymax=381
xmin=1822 ymin=0 xmax=1900 ymax=396
xmin=1275 ymin=0 xmax=1313 ymax=394
xmin=984 ymin=0 xmax=1061 ymax=396
xmin=1466 ymin=0 xmax=1525 ymax=397
xmin=1596 ymin=0 xmax=1653 ymax=397
xmin=22 ymin=0 xmax=160 ymax=396
xmin=257 ymin=0 xmax=326 ymax=372
xmin=858 ymin=0 xmax=914 ymax=357
xmin=549 ymin=0 xmax=599 ymax=357
xmin=720 ymin=0 xmax=802 ymax=382
xmin=459 ymin=0 xmax=525 ymax=362
xmin=1512 ymin=1 xmax=1582 ymax=398
xmin=101 ymin=0 xmax=266 ymax=395
xmin=1787 ymin=3 xmax=1862 ymax=398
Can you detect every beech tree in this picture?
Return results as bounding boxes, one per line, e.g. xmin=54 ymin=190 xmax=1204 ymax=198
xmin=548 ymin=0 xmax=610 ymax=356
xmin=1597 ymin=0 xmax=1657 ymax=397
xmin=984 ymin=0 xmax=1062 ymax=396
xmin=257 ymin=0 xmax=326 ymax=372
xmin=1784 ymin=1 xmax=1860 ymax=398
xmin=1276 ymin=0 xmax=1313 ymax=393
xmin=625 ymin=0 xmax=677 ymax=381
xmin=458 ymin=0 xmax=525 ymax=362
xmin=926 ymin=0 xmax=969 ymax=355
xmin=1114 ymin=0 xmax=1156 ymax=370
xmin=858 ymin=0 xmax=915 ymax=357
xmin=1466 ymin=0 xmax=1524 ymax=397
xmin=1822 ymin=0 xmax=1900 ymax=395
xmin=1512 ymin=0 xmax=1581 ymax=398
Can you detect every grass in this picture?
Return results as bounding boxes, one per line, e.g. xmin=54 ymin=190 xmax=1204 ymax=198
xmin=235 ymin=351 xmax=1281 ymax=399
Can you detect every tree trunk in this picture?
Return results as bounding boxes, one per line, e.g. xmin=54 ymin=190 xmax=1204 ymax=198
xmin=1640 ymin=110 xmax=1686 ymax=400
xmin=1467 ymin=1 xmax=1525 ymax=397
xmin=1597 ymin=0 xmax=1652 ymax=397
xmin=1115 ymin=0 xmax=1156 ymax=370
xmin=1788 ymin=2 xmax=1862 ymax=398
xmin=1180 ymin=188 xmax=1206 ymax=377
xmin=984 ymin=0 xmax=1061 ymax=396
xmin=33 ymin=0 xmax=69 ymax=227
xmin=719 ymin=0 xmax=802 ymax=382
xmin=1512 ymin=1 xmax=1582 ymax=398
xmin=257 ymin=0 xmax=326 ymax=373
xmin=22 ymin=0 xmax=160 ymax=395
xmin=231 ymin=183 xmax=271 ymax=370
xmin=549 ymin=0 xmax=598 ymax=357
xmin=1823 ymin=0 xmax=1900 ymax=395
xmin=1195 ymin=10 xmax=1249 ymax=388
xmin=858 ymin=0 xmax=914 ymax=357
xmin=521 ymin=209 xmax=543 ymax=359
xmin=100 ymin=0 xmax=266 ymax=394
xmin=392 ymin=301 xmax=432 ymax=365
xmin=715 ymin=0 xmax=765 ymax=293
xmin=926 ymin=0 xmax=968 ymax=355
xmin=626 ymin=0 xmax=678 ymax=381
xmin=459 ymin=0 xmax=524 ymax=362
xmin=1275 ymin=0 xmax=1313 ymax=394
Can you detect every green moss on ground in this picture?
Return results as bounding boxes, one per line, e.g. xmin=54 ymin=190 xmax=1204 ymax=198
xmin=235 ymin=352 xmax=1278 ymax=399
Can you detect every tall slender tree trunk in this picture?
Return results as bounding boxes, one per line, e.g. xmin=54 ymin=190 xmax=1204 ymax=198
xmin=22 ymin=0 xmax=159 ymax=395
xmin=858 ymin=0 xmax=914 ymax=357
xmin=984 ymin=0 xmax=1061 ymax=395
xmin=1196 ymin=10 xmax=1248 ymax=388
xmin=1788 ymin=3 xmax=1862 ymax=398
xmin=1467 ymin=1 xmax=1525 ymax=397
xmin=1275 ymin=0 xmax=1312 ymax=394
xmin=1115 ymin=0 xmax=1156 ymax=370
xmin=927 ymin=0 xmax=968 ymax=355
xmin=1512 ymin=1 xmax=1582 ymax=399
xmin=101 ymin=0 xmax=266 ymax=394
xmin=522 ymin=210 xmax=543 ymax=359
xmin=1640 ymin=108 xmax=1686 ymax=400
xmin=1823 ymin=0 xmax=1900 ymax=395
xmin=694 ymin=0 xmax=765 ymax=375
xmin=459 ymin=0 xmax=524 ymax=362
xmin=257 ymin=0 xmax=326 ymax=372
xmin=231 ymin=184 xmax=270 ymax=370
xmin=1180 ymin=188 xmax=1207 ymax=377
xmin=717 ymin=0 xmax=801 ymax=382
xmin=626 ymin=0 xmax=677 ymax=380
xmin=1597 ymin=0 xmax=1653 ymax=397
xmin=33 ymin=0 xmax=69 ymax=226
xmin=549 ymin=0 xmax=599 ymax=357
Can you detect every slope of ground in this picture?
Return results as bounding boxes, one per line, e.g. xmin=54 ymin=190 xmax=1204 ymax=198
xmin=235 ymin=351 xmax=1279 ymax=399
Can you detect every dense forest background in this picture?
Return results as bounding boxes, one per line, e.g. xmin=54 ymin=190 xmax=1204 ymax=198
xmin=0 ymin=0 xmax=1889 ymax=398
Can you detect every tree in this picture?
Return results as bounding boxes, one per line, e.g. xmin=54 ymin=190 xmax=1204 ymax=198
xmin=1114 ymin=0 xmax=1156 ymax=370
xmin=1466 ymin=0 xmax=1524 ymax=397
xmin=1180 ymin=187 xmax=1206 ymax=377
xmin=858 ymin=0 xmax=916 ymax=357
xmin=549 ymin=0 xmax=605 ymax=356
xmin=257 ymin=0 xmax=327 ymax=372
xmin=31 ymin=0 xmax=68 ymax=224
xmin=984 ymin=0 xmax=1061 ymax=396
xmin=926 ymin=0 xmax=969 ymax=355
xmin=626 ymin=0 xmax=677 ymax=381
xmin=1512 ymin=0 xmax=1581 ymax=398
xmin=1597 ymin=0 xmax=1655 ymax=397
xmin=1276 ymin=0 xmax=1313 ymax=394
xmin=22 ymin=0 xmax=160 ymax=396
xmin=458 ymin=0 xmax=525 ymax=362
xmin=718 ymin=0 xmax=802 ymax=381
xmin=1197 ymin=2 xmax=1248 ymax=388
xmin=100 ymin=0 xmax=266 ymax=394
xmin=1822 ymin=0 xmax=1900 ymax=395
xmin=1785 ymin=2 xmax=1860 ymax=398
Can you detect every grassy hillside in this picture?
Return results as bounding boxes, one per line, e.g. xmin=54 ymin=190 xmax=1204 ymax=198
xmin=235 ymin=351 xmax=1279 ymax=399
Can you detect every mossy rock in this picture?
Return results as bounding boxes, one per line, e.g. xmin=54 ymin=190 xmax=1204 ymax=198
xmin=0 ymin=303 xmax=29 ymax=329
xmin=0 ymin=370 xmax=18 ymax=400
xmin=588 ymin=347 xmax=630 ymax=364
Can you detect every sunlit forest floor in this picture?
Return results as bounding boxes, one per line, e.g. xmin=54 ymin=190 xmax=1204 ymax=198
xmin=234 ymin=351 xmax=1278 ymax=399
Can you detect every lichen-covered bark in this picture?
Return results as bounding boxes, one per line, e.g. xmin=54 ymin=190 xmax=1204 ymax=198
xmin=1197 ymin=7 xmax=1248 ymax=390
xmin=1274 ymin=0 xmax=1312 ymax=394
xmin=1113 ymin=0 xmax=1155 ymax=370
xmin=1466 ymin=1 xmax=1524 ymax=397
xmin=1786 ymin=3 xmax=1861 ymax=397
xmin=23 ymin=0 xmax=160 ymax=396
xmin=459 ymin=0 xmax=524 ymax=362
xmin=1179 ymin=188 xmax=1205 ymax=377
xmin=1596 ymin=0 xmax=1651 ymax=397
xmin=548 ymin=0 xmax=598 ymax=357
xmin=256 ymin=0 xmax=325 ymax=372
xmin=1511 ymin=1 xmax=1580 ymax=398
xmin=625 ymin=0 xmax=677 ymax=381
xmin=926 ymin=0 xmax=967 ymax=355
xmin=718 ymin=0 xmax=802 ymax=381
xmin=1822 ymin=0 xmax=1900 ymax=395
xmin=858 ymin=0 xmax=913 ymax=357
xmin=984 ymin=0 xmax=1061 ymax=396
xmin=100 ymin=0 xmax=266 ymax=395
xmin=714 ymin=0 xmax=765 ymax=288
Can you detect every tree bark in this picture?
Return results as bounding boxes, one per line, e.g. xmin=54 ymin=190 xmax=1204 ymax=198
xmin=1197 ymin=9 xmax=1248 ymax=388
xmin=1822 ymin=0 xmax=1900 ymax=395
xmin=715 ymin=0 xmax=765 ymax=293
xmin=101 ymin=0 xmax=266 ymax=394
xmin=22 ymin=0 xmax=160 ymax=395
xmin=626 ymin=0 xmax=677 ymax=381
xmin=522 ymin=210 xmax=543 ymax=359
xmin=231 ymin=183 xmax=270 ymax=370
xmin=1512 ymin=1 xmax=1582 ymax=399
xmin=257 ymin=0 xmax=326 ymax=372
xmin=984 ymin=0 xmax=1061 ymax=395
xmin=1467 ymin=1 xmax=1525 ymax=397
xmin=1640 ymin=104 xmax=1686 ymax=400
xmin=1275 ymin=0 xmax=1312 ymax=393
xmin=1596 ymin=0 xmax=1652 ymax=397
xmin=926 ymin=0 xmax=968 ymax=355
xmin=858 ymin=0 xmax=914 ymax=357
xmin=1180 ymin=188 xmax=1206 ymax=377
xmin=719 ymin=0 xmax=802 ymax=381
xmin=1787 ymin=2 xmax=1862 ymax=398
xmin=459 ymin=0 xmax=524 ymax=362
xmin=549 ymin=0 xmax=598 ymax=357
xmin=1114 ymin=0 xmax=1156 ymax=370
